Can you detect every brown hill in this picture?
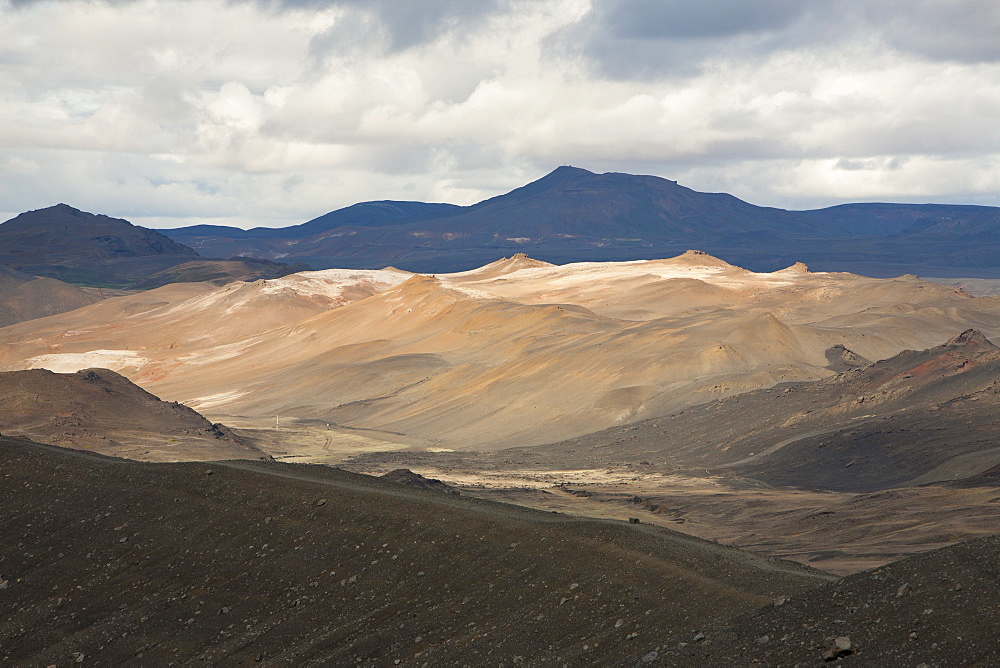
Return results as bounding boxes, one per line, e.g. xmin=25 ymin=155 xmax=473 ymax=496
xmin=0 ymin=368 xmax=265 ymax=461
xmin=0 ymin=264 xmax=35 ymax=291
xmin=0 ymin=253 xmax=998 ymax=453
xmin=0 ymin=436 xmax=825 ymax=665
xmin=499 ymin=330 xmax=1000 ymax=492
xmin=0 ymin=276 xmax=102 ymax=327
xmin=445 ymin=252 xmax=555 ymax=281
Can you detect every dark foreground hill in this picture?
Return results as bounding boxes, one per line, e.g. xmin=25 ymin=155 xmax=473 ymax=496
xmin=629 ymin=533 xmax=1000 ymax=666
xmin=163 ymin=166 xmax=1000 ymax=275
xmin=0 ymin=437 xmax=827 ymax=665
xmin=0 ymin=368 xmax=266 ymax=461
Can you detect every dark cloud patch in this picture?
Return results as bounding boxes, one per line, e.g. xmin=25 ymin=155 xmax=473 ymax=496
xmin=555 ymin=0 xmax=1000 ymax=82
xmin=270 ymin=0 xmax=504 ymax=53
xmin=549 ymin=0 xmax=813 ymax=80
xmin=865 ymin=1 xmax=1000 ymax=63
xmin=598 ymin=0 xmax=806 ymax=40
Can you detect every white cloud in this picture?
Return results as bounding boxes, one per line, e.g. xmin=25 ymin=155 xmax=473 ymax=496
xmin=0 ymin=0 xmax=999 ymax=228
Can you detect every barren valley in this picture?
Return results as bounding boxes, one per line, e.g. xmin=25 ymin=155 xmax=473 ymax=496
xmin=3 ymin=249 xmax=1000 ymax=664
xmin=8 ymin=0 xmax=1000 ymax=659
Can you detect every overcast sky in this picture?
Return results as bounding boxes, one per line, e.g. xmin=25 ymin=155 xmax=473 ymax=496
xmin=1 ymin=0 xmax=999 ymax=228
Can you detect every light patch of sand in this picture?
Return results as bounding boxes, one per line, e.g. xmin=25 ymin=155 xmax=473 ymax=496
xmin=175 ymin=339 xmax=263 ymax=365
xmin=215 ymin=416 xmax=427 ymax=464
xmin=407 ymin=467 xmax=729 ymax=491
xmin=257 ymin=268 xmax=411 ymax=299
xmin=443 ymin=257 xmax=801 ymax=295
xmin=187 ymin=389 xmax=250 ymax=410
xmin=14 ymin=350 xmax=149 ymax=373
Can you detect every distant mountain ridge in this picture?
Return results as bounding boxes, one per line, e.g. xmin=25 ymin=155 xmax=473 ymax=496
xmin=0 ymin=204 xmax=303 ymax=288
xmin=160 ymin=166 xmax=1000 ymax=275
xmin=8 ymin=169 xmax=1000 ymax=281
xmin=169 ymin=200 xmax=464 ymax=240
xmin=1 ymin=203 xmax=196 ymax=259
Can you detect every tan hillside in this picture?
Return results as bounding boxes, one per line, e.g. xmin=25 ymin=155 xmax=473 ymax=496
xmin=0 ymin=275 xmax=103 ymax=327
xmin=1 ymin=252 xmax=998 ymax=452
xmin=0 ymin=368 xmax=266 ymax=461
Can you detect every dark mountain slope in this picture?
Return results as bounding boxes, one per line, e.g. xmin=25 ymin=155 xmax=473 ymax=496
xmin=169 ymin=201 xmax=462 ymax=240
xmin=632 ymin=533 xmax=1000 ymax=666
xmin=429 ymin=165 xmax=820 ymax=241
xmin=0 ymin=205 xmax=309 ymax=288
xmin=0 ymin=203 xmax=196 ymax=261
xmin=290 ymin=200 xmax=464 ymax=235
xmin=166 ymin=201 xmax=464 ymax=261
xmin=799 ymin=202 xmax=1000 ymax=237
xmin=0 ymin=204 xmax=199 ymax=286
xmin=281 ymin=167 xmax=833 ymax=267
xmin=0 ymin=437 xmax=825 ymax=665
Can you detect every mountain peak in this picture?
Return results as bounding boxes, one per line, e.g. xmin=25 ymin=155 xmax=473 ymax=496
xmin=944 ymin=329 xmax=998 ymax=350
xmin=0 ymin=205 xmax=199 ymax=279
xmin=546 ymin=165 xmax=595 ymax=179
xmin=776 ymin=261 xmax=811 ymax=274
xmin=51 ymin=203 xmax=84 ymax=215
xmin=666 ymin=249 xmax=738 ymax=269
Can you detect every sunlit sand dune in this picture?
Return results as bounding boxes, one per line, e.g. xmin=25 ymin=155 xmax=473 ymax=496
xmin=1 ymin=251 xmax=996 ymax=450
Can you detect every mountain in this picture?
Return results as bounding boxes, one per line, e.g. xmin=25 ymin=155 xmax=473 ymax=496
xmin=0 ymin=204 xmax=306 ymax=289
xmin=1 ymin=252 xmax=996 ymax=453
xmin=163 ymin=167 xmax=827 ymax=271
xmin=167 ymin=200 xmax=464 ymax=263
xmin=488 ymin=329 xmax=1000 ymax=492
xmin=0 ymin=367 xmax=266 ymax=461
xmin=0 ymin=276 xmax=102 ymax=327
xmin=169 ymin=200 xmax=463 ymax=240
xmin=161 ymin=167 xmax=1000 ymax=275
xmin=799 ymin=202 xmax=1000 ymax=237
xmin=0 ymin=204 xmax=199 ymax=285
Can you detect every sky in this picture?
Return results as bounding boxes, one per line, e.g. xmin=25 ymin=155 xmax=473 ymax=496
xmin=1 ymin=0 xmax=999 ymax=229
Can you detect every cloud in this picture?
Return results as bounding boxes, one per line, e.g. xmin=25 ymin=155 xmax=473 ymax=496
xmin=301 ymin=0 xmax=506 ymax=53
xmin=0 ymin=0 xmax=999 ymax=228
xmin=558 ymin=1 xmax=1000 ymax=81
